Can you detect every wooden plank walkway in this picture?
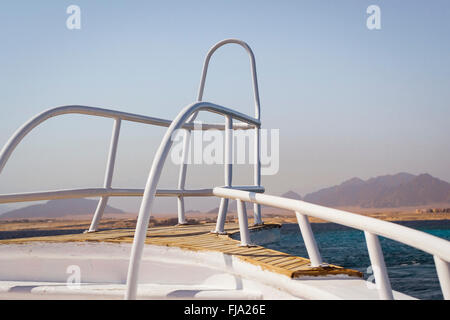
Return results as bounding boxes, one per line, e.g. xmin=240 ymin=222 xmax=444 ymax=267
xmin=0 ymin=222 xmax=362 ymax=279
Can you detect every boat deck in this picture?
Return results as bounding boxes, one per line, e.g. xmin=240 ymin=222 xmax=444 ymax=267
xmin=0 ymin=222 xmax=362 ymax=279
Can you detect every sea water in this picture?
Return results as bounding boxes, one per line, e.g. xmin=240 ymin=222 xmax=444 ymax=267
xmin=234 ymin=220 xmax=450 ymax=300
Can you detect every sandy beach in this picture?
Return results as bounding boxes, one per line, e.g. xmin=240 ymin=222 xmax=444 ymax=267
xmin=0 ymin=205 xmax=449 ymax=239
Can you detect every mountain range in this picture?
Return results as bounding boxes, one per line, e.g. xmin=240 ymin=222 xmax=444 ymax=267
xmin=1 ymin=173 xmax=449 ymax=218
xmin=289 ymin=173 xmax=450 ymax=208
xmin=0 ymin=198 xmax=123 ymax=219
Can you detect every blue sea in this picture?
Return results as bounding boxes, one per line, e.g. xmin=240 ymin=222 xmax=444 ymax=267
xmin=236 ymin=220 xmax=450 ymax=300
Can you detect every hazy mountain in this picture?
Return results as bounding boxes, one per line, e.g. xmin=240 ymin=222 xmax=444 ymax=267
xmin=281 ymin=191 xmax=302 ymax=200
xmin=303 ymin=173 xmax=450 ymax=208
xmin=1 ymin=198 xmax=124 ymax=219
xmin=0 ymin=205 xmax=11 ymax=215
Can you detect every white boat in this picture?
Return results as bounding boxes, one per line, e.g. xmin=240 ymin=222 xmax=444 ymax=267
xmin=0 ymin=39 xmax=449 ymax=300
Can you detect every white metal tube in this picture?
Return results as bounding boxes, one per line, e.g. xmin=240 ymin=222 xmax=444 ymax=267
xmin=0 ymin=186 xmax=265 ymax=204
xmin=176 ymin=129 xmax=191 ymax=224
xmin=214 ymin=198 xmax=229 ymax=234
xmin=214 ymin=116 xmax=233 ymax=233
xmin=295 ymin=212 xmax=322 ymax=267
xmin=197 ymin=39 xmax=261 ymax=120
xmin=89 ymin=196 xmax=108 ymax=231
xmin=253 ymin=127 xmax=262 ymax=225
xmin=434 ymin=255 xmax=450 ymax=299
xmin=177 ymin=196 xmax=186 ymax=224
xmin=236 ymin=199 xmax=251 ymax=246
xmin=88 ymin=118 xmax=121 ymax=232
xmin=103 ymin=119 xmax=121 ymax=188
xmin=225 ymin=116 xmax=233 ymax=186
xmin=0 ymin=188 xmax=143 ymax=203
xmin=364 ymin=231 xmax=393 ymax=300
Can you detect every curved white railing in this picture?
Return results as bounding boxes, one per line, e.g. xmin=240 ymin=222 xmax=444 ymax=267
xmin=125 ymin=100 xmax=261 ymax=299
xmin=212 ymin=187 xmax=450 ymax=300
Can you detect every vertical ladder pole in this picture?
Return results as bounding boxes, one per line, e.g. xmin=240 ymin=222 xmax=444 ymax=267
xmin=176 ymin=129 xmax=191 ymax=225
xmin=195 ymin=39 xmax=263 ymax=227
xmin=434 ymin=256 xmax=450 ymax=299
xmin=295 ymin=212 xmax=322 ymax=266
xmin=249 ymin=42 xmax=262 ymax=226
xmin=364 ymin=231 xmax=394 ymax=300
xmin=88 ymin=118 xmax=121 ymax=232
xmin=253 ymin=126 xmax=263 ymax=225
xmin=176 ymin=115 xmax=202 ymax=225
xmin=175 ymin=36 xmax=212 ymax=226
xmin=214 ymin=116 xmax=233 ymax=233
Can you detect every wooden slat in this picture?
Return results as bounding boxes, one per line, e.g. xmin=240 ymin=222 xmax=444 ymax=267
xmin=256 ymin=254 xmax=291 ymax=263
xmin=275 ymin=259 xmax=306 ymax=269
xmin=0 ymin=222 xmax=362 ymax=279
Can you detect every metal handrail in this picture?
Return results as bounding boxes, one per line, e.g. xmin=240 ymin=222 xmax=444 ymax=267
xmin=0 ymin=104 xmax=258 ymax=231
xmin=212 ymin=186 xmax=450 ymax=300
xmin=0 ymin=105 xmax=255 ymax=175
xmin=0 ymin=186 xmax=265 ymax=204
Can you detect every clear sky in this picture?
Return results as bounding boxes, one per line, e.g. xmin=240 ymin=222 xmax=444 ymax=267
xmin=0 ymin=1 xmax=449 ymax=213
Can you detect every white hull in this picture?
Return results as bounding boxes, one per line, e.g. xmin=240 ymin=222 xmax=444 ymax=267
xmin=0 ymin=242 xmax=414 ymax=300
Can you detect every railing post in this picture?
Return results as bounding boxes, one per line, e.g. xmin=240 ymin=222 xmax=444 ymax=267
xmin=176 ymin=129 xmax=191 ymax=225
xmin=295 ymin=212 xmax=322 ymax=267
xmin=434 ymin=255 xmax=450 ymax=299
xmin=364 ymin=231 xmax=394 ymax=300
xmin=88 ymin=118 xmax=121 ymax=232
xmin=236 ymin=199 xmax=251 ymax=246
xmin=253 ymin=127 xmax=263 ymax=226
xmin=213 ymin=116 xmax=233 ymax=234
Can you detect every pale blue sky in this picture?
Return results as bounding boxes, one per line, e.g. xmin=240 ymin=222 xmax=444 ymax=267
xmin=0 ymin=1 xmax=449 ymax=213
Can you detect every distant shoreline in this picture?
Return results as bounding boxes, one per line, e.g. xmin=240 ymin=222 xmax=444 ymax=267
xmin=262 ymin=215 xmax=450 ymax=225
xmin=300 ymin=218 xmax=450 ymax=225
xmin=0 ymin=213 xmax=449 ymax=242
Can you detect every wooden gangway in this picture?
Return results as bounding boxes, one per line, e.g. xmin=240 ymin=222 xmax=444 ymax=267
xmin=0 ymin=222 xmax=362 ymax=279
